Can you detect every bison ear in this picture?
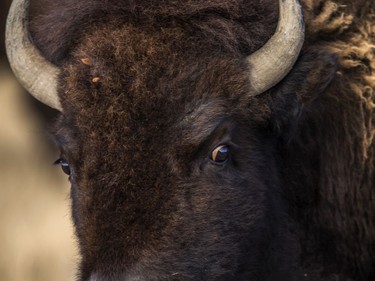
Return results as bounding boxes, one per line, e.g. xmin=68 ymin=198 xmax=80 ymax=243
xmin=268 ymin=49 xmax=338 ymax=140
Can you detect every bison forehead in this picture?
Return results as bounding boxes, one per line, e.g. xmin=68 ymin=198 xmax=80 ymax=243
xmin=59 ymin=20 xmax=263 ymax=143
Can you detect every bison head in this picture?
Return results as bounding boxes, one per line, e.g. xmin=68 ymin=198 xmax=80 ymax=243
xmin=5 ymin=0 xmax=328 ymax=280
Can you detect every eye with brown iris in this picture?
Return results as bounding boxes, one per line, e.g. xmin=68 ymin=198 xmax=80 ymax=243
xmin=54 ymin=158 xmax=71 ymax=175
xmin=210 ymin=145 xmax=229 ymax=163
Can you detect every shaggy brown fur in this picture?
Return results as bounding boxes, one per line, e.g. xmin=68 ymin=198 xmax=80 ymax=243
xmin=285 ymin=1 xmax=374 ymax=279
xmin=28 ymin=0 xmax=374 ymax=280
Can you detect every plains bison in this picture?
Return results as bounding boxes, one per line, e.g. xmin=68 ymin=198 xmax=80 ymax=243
xmin=6 ymin=0 xmax=374 ymax=280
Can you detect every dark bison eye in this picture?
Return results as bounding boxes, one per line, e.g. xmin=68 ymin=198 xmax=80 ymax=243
xmin=211 ymin=145 xmax=229 ymax=163
xmin=54 ymin=158 xmax=71 ymax=175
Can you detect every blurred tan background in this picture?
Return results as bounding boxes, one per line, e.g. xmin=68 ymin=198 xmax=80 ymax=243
xmin=0 ymin=1 xmax=78 ymax=280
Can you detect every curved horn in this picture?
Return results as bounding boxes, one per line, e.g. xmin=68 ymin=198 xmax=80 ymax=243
xmin=6 ymin=0 xmax=62 ymax=111
xmin=247 ymin=0 xmax=305 ymax=96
